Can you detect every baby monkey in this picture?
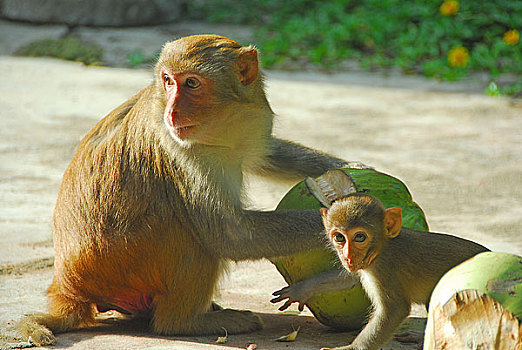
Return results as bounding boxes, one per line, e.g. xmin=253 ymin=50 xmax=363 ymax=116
xmin=272 ymin=193 xmax=488 ymax=350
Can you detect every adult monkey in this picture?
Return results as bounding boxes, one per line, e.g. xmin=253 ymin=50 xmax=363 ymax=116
xmin=20 ymin=35 xmax=366 ymax=346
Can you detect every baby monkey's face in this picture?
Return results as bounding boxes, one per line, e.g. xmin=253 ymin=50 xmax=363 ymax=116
xmin=327 ymin=225 xmax=377 ymax=272
xmin=326 ymin=225 xmax=379 ymax=273
xmin=321 ymin=194 xmax=401 ymax=273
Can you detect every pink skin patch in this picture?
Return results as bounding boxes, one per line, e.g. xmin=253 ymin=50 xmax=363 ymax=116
xmin=98 ymin=294 xmax=154 ymax=315
xmin=164 ymin=84 xmax=177 ymax=124
xmin=162 ymin=72 xmax=195 ymax=141
xmin=163 ymin=77 xmax=179 ymax=131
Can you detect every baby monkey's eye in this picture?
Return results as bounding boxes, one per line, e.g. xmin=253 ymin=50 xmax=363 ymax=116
xmin=354 ymin=232 xmax=367 ymax=242
xmin=333 ymin=232 xmax=346 ymax=244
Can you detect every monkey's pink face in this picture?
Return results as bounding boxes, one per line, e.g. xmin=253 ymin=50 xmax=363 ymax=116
xmin=161 ymin=69 xmax=219 ymax=145
xmin=328 ymin=227 xmax=377 ymax=273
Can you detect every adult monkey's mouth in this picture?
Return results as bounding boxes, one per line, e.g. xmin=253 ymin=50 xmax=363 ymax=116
xmin=172 ymin=125 xmax=196 ymax=139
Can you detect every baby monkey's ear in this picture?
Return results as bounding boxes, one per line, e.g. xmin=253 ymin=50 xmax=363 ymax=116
xmin=384 ymin=207 xmax=402 ymax=238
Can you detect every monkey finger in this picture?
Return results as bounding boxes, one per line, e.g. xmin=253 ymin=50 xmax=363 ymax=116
xmin=278 ymin=300 xmax=293 ymax=311
xmin=298 ymin=303 xmax=305 ymax=312
xmin=272 ymin=287 xmax=288 ymax=296
xmin=270 ymin=295 xmax=287 ymax=303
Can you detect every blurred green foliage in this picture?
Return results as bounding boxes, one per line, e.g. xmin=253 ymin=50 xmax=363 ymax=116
xmin=16 ymin=36 xmax=103 ymax=65
xmin=127 ymin=50 xmax=160 ymax=68
xmin=188 ymin=0 xmax=521 ymax=95
xmin=484 ymin=81 xmax=502 ymax=97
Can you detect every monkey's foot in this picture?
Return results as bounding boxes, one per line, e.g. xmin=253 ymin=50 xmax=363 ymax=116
xmin=154 ymin=308 xmax=263 ymax=336
xmin=208 ymin=309 xmax=263 ymax=334
xmin=28 ymin=327 xmax=56 ymax=346
xmin=18 ymin=316 xmax=56 ymax=346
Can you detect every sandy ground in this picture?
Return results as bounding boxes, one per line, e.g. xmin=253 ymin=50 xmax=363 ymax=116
xmin=1 ymin=20 xmax=521 ymax=350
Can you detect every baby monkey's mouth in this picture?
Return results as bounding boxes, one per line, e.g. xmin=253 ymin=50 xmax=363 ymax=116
xmin=344 ymin=261 xmax=362 ymax=273
xmin=344 ymin=251 xmax=378 ymax=273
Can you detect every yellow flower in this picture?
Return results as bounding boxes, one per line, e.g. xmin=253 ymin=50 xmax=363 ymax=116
xmin=440 ymin=0 xmax=459 ymax=16
xmin=503 ymin=29 xmax=520 ymax=45
xmin=448 ymin=46 xmax=469 ymax=68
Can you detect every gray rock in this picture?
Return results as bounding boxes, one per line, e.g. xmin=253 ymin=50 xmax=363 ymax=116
xmin=0 ymin=0 xmax=183 ymax=27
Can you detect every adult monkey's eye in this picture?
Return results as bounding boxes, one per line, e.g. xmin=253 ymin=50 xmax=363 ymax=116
xmin=164 ymin=74 xmax=174 ymax=86
xmin=185 ymin=77 xmax=201 ymax=89
xmin=354 ymin=232 xmax=367 ymax=242
xmin=333 ymin=232 xmax=346 ymax=244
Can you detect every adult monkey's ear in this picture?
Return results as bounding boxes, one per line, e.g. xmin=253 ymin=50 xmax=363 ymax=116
xmin=383 ymin=207 xmax=402 ymax=238
xmin=237 ymin=48 xmax=258 ymax=86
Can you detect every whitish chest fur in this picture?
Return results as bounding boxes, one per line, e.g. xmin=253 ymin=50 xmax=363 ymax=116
xmin=358 ymin=270 xmax=385 ymax=310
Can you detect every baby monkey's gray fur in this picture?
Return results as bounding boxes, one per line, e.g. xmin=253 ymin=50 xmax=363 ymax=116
xmin=272 ymin=193 xmax=488 ymax=350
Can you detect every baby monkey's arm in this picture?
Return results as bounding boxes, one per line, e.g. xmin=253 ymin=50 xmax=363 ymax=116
xmin=271 ymin=268 xmax=360 ymax=311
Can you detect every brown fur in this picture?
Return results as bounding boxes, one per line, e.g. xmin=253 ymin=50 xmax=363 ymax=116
xmin=19 ymin=35 xmax=359 ymax=346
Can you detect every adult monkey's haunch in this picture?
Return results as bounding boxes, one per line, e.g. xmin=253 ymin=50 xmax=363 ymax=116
xmin=19 ymin=35 xmax=365 ymax=346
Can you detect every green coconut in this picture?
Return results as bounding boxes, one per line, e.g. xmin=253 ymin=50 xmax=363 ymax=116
xmin=424 ymin=251 xmax=522 ymax=349
xmin=271 ymin=168 xmax=429 ymax=329
xmin=429 ymin=251 xmax=522 ymax=318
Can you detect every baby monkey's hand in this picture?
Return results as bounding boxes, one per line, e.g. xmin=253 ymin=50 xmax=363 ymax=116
xmin=270 ymin=268 xmax=360 ymax=312
xmin=270 ymin=283 xmax=309 ymax=312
